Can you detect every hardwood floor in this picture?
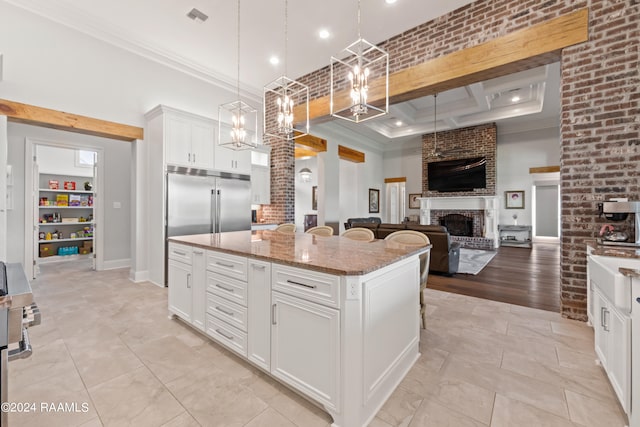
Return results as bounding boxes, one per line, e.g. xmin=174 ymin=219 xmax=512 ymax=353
xmin=427 ymin=243 xmax=561 ymax=313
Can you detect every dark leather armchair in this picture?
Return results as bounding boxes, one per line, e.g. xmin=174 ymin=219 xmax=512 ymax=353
xmin=354 ymin=223 xmax=460 ymax=275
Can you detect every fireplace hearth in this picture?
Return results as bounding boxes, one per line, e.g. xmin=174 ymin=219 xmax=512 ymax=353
xmin=440 ymin=214 xmax=474 ymax=237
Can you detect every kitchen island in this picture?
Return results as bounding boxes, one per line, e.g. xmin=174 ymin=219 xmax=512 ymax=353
xmin=167 ymin=230 xmax=430 ymax=427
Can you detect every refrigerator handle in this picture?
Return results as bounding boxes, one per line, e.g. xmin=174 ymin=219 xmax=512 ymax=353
xmin=212 ymin=189 xmax=221 ymax=233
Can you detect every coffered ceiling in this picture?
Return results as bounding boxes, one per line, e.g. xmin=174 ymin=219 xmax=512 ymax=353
xmin=7 ymin=0 xmax=560 ymax=144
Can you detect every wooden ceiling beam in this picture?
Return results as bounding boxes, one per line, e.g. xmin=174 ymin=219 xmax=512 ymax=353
xmin=294 ymin=147 xmax=319 ymax=159
xmin=338 ymin=145 xmax=365 ymax=163
xmin=530 ymin=166 xmax=560 ymax=174
xmin=384 ymin=177 xmax=407 ymax=183
xmin=0 ymin=98 xmax=143 ymax=141
xmin=296 ymin=8 xmax=588 ymax=121
xmin=294 ymin=133 xmax=327 ymax=153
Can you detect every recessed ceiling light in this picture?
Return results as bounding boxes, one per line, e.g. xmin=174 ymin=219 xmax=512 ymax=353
xmin=511 ymin=95 xmax=521 ymax=103
xmin=395 ymin=120 xmax=403 ymax=127
xmin=269 ymin=56 xmax=279 ymax=66
xmin=386 ymin=0 xmax=397 ymax=4
xmin=319 ymin=29 xmax=330 ymax=39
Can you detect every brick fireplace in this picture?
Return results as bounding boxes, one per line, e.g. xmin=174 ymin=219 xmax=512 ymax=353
xmin=420 ymin=196 xmax=499 ymax=250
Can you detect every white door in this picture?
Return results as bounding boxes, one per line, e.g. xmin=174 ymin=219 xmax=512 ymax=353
xmin=607 ymin=305 xmax=630 ymax=412
xmin=167 ymin=259 xmax=192 ymax=322
xmin=247 ymin=259 xmax=271 ymax=371
xmin=385 ymin=181 xmax=406 ymax=223
xmin=271 ymin=291 xmax=340 ymax=411
xmin=593 ymin=289 xmax=609 ymax=369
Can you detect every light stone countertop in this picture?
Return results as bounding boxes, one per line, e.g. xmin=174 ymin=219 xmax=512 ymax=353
xmin=586 ymin=239 xmax=640 ymax=260
xmin=169 ymin=230 xmax=430 ymax=276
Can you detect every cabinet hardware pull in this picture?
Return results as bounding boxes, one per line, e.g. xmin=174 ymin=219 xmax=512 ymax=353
xmin=215 ymin=329 xmax=234 ymax=340
xmin=193 ymin=250 xmax=204 ymax=255
xmin=216 ymin=261 xmax=235 ymax=268
xmin=215 ymin=306 xmax=234 ymax=316
xmin=193 ymin=153 xmax=196 ymax=163
xmin=188 ymin=153 xmax=191 ymax=162
xmin=215 ymin=283 xmax=234 ymax=293
xmin=187 ymin=273 xmax=191 ymax=289
xmin=174 ymin=250 xmax=187 ymax=256
xmin=272 ymin=303 xmax=277 ymax=325
xmin=600 ymin=307 xmax=606 ymax=328
xmin=637 ymin=297 xmax=640 ymax=304
xmin=604 ymin=309 xmax=610 ymax=332
xmin=286 ymin=279 xmax=316 ymax=289
xmin=252 ymin=264 xmax=266 ymax=270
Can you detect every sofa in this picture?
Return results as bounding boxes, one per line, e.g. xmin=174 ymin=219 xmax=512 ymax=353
xmin=344 ymin=217 xmax=382 ymax=229
xmin=349 ymin=221 xmax=461 ymax=275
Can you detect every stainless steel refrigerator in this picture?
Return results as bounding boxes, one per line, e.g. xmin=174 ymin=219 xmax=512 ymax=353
xmin=166 ymin=166 xmax=251 ymax=238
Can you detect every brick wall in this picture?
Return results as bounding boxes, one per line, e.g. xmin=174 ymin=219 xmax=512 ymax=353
xmin=274 ymin=0 xmax=639 ymax=320
xmin=422 ymin=123 xmax=497 ymax=197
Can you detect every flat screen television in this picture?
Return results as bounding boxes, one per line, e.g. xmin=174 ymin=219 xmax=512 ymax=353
xmin=427 ymin=156 xmax=487 ymax=192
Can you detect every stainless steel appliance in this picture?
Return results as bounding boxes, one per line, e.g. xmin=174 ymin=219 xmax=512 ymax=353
xmin=165 ymin=166 xmax=251 ymax=284
xmin=598 ymin=201 xmax=640 ymax=246
xmin=166 ymin=166 xmax=251 ymax=237
xmin=0 ymin=262 xmax=40 ymax=426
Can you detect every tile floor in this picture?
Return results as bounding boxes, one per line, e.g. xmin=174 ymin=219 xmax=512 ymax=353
xmin=8 ymin=263 xmax=628 ymax=427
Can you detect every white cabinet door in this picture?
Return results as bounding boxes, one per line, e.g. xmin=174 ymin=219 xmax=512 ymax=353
xmin=271 ymin=291 xmax=340 ymax=411
xmin=191 ymin=248 xmax=206 ymax=331
xmin=190 ymin=121 xmax=215 ymax=170
xmin=215 ymin=144 xmax=251 ymax=174
xmin=607 ymin=305 xmax=630 ymax=413
xmin=168 ymin=259 xmax=192 ymax=322
xmin=248 ymin=260 xmax=271 ymax=371
xmin=594 ymin=289 xmax=609 ymax=368
xmin=165 ymin=115 xmax=192 ymax=167
xmin=251 ymin=165 xmax=270 ymax=204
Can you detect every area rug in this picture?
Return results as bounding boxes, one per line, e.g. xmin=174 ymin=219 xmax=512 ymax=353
xmin=457 ymin=248 xmax=497 ymax=275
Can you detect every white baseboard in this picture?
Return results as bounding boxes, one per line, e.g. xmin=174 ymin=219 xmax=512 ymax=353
xmin=102 ymin=258 xmax=131 ymax=270
xmin=129 ymin=269 xmax=149 ymax=283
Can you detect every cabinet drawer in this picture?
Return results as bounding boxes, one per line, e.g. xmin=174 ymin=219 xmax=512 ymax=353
xmin=206 ymin=313 xmax=247 ymax=358
xmin=272 ymin=264 xmax=340 ymax=309
xmin=207 ymin=292 xmax=248 ymax=332
xmin=168 ymin=243 xmax=192 ymax=264
xmin=206 ymin=251 xmax=248 ymax=281
xmin=206 ymin=272 xmax=247 ymax=307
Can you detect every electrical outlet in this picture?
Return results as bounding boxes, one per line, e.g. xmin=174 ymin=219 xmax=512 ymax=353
xmin=347 ymin=280 xmax=360 ymax=300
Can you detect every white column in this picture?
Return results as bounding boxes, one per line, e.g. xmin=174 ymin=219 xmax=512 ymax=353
xmin=418 ymin=198 xmax=431 ymax=225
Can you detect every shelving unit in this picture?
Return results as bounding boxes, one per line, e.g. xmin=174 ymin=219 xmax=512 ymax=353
xmin=498 ymin=225 xmax=532 ymax=248
xmin=37 ymin=173 xmax=95 ymax=264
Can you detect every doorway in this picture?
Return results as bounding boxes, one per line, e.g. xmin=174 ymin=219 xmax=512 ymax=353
xmin=24 ymin=139 xmax=104 ymax=279
xmin=532 ymin=180 xmax=560 ymax=243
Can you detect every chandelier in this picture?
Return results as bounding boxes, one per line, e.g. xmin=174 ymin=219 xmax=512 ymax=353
xmin=218 ymin=0 xmax=258 ymax=151
xmin=330 ymin=0 xmax=388 ymax=123
xmin=263 ymin=0 xmax=309 ymax=142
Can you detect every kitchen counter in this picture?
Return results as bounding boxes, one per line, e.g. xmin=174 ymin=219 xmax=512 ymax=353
xmin=169 ymin=230 xmax=430 ymax=276
xmin=586 ymin=239 xmax=640 ymax=259
xmin=168 ymin=230 xmax=429 ymax=426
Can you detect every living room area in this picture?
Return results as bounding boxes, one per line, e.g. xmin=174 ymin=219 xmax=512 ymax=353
xmin=292 ymin=62 xmax=562 ymax=312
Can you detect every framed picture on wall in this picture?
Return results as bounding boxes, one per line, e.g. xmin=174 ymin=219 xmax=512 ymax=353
xmin=408 ymin=193 xmax=421 ymax=209
xmin=312 ymin=186 xmax=318 ymax=210
xmin=505 ymin=190 xmax=525 ymax=209
xmin=369 ymin=188 xmax=380 ymax=213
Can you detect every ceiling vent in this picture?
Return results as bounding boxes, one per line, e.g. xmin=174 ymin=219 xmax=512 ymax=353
xmin=186 ymin=8 xmax=208 ymax=23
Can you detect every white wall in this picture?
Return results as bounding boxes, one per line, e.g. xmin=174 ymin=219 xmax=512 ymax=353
xmin=383 ymin=139 xmax=423 ymax=219
xmin=308 ymin=123 xmax=385 ymax=233
xmin=0 ymin=3 xmax=254 ymax=128
xmin=7 ymin=123 xmax=132 ymax=267
xmin=497 ymin=126 xmax=560 ymax=227
xmin=294 ymin=157 xmax=318 ymax=231
xmin=37 ymin=145 xmax=94 ymax=177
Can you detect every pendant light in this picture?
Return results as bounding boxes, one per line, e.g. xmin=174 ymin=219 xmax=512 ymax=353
xmin=218 ymin=0 xmax=258 ymax=151
xmin=330 ymin=0 xmax=388 ymax=123
xmin=263 ymin=0 xmax=309 ymax=142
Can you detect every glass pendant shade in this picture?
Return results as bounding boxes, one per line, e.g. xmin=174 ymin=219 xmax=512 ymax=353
xmin=263 ymin=75 xmax=309 ymax=141
xmin=218 ymin=99 xmax=258 ymax=150
xmin=331 ymin=37 xmax=389 ymax=123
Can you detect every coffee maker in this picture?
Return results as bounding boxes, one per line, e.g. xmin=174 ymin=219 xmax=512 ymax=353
xmin=598 ymin=201 xmax=640 ymax=246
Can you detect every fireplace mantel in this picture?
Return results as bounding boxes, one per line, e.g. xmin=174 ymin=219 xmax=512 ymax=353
xmin=418 ymin=196 xmax=499 ymax=248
